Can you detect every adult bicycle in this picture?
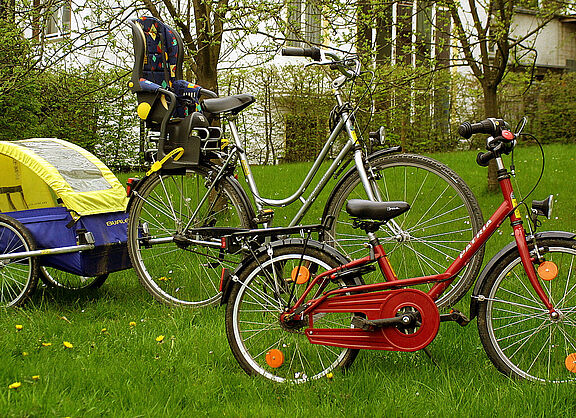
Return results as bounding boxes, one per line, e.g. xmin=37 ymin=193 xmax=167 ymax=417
xmin=127 ymin=46 xmax=484 ymax=308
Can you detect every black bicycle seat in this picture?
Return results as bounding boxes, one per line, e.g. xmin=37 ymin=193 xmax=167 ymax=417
xmin=346 ymin=199 xmax=410 ymax=222
xmin=202 ymin=94 xmax=255 ymax=115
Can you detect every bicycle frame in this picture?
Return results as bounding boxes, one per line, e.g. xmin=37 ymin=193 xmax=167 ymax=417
xmin=285 ymin=154 xmax=554 ymax=320
xmin=215 ymin=86 xmax=379 ymax=228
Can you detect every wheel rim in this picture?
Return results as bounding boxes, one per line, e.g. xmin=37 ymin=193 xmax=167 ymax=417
xmin=329 ymin=156 xmax=482 ymax=308
xmin=0 ymin=222 xmax=34 ymax=306
xmin=231 ymin=253 xmax=354 ymax=383
xmin=485 ymin=245 xmax=576 ymax=382
xmin=39 ymin=266 xmax=107 ymax=290
xmin=129 ymin=172 xmax=249 ymax=307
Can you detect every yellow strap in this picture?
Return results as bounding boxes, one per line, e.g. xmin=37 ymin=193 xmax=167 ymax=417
xmin=146 ymin=147 xmax=185 ymax=176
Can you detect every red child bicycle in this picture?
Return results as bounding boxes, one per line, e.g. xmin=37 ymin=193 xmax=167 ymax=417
xmin=221 ymin=117 xmax=576 ymax=383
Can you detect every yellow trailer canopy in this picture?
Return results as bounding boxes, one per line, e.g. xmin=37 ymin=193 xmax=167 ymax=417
xmin=0 ymin=138 xmax=128 ymax=215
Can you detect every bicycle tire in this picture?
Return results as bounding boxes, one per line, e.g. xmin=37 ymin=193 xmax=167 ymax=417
xmin=225 ymin=240 xmax=362 ymax=383
xmin=0 ymin=214 xmax=39 ymax=307
xmin=477 ymin=238 xmax=576 ymax=383
xmin=39 ymin=267 xmax=108 ymax=290
xmin=127 ymin=166 xmax=254 ymax=307
xmin=323 ymin=153 xmax=484 ymax=309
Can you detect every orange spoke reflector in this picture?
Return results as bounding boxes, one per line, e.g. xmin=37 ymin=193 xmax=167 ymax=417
xmin=291 ymin=266 xmax=310 ymax=284
xmin=565 ymin=353 xmax=576 ymax=373
xmin=265 ymin=349 xmax=285 ymax=368
xmin=538 ymin=261 xmax=558 ymax=281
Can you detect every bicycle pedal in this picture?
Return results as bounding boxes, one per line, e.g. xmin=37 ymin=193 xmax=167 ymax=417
xmin=351 ymin=316 xmax=374 ymax=331
xmin=254 ymin=209 xmax=274 ymax=224
xmin=439 ymin=309 xmax=471 ymax=327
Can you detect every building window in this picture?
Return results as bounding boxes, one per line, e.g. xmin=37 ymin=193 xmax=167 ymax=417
xmin=373 ymin=1 xmax=450 ymax=66
xmin=435 ymin=7 xmax=451 ymax=63
xmin=286 ymin=0 xmax=321 ymax=47
xmin=45 ymin=1 xmax=71 ymax=39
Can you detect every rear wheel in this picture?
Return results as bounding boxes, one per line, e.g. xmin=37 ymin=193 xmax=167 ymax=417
xmin=478 ymin=238 xmax=576 ymax=382
xmin=0 ymin=214 xmax=38 ymax=307
xmin=226 ymin=241 xmax=362 ymax=383
xmin=325 ymin=153 xmax=484 ymax=309
xmin=127 ymin=167 xmax=253 ymax=307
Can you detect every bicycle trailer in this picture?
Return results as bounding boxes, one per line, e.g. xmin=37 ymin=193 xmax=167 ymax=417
xmin=0 ymin=138 xmax=131 ymax=305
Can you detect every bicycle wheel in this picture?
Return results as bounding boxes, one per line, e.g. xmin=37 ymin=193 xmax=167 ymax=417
xmin=0 ymin=214 xmax=38 ymax=307
xmin=39 ymin=266 xmax=108 ymax=290
xmin=127 ymin=167 xmax=253 ymax=307
xmin=324 ymin=153 xmax=484 ymax=309
xmin=226 ymin=240 xmax=362 ymax=383
xmin=478 ymin=238 xmax=576 ymax=383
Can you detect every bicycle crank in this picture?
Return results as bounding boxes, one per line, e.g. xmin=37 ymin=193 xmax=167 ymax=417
xmin=305 ymin=288 xmax=440 ymax=352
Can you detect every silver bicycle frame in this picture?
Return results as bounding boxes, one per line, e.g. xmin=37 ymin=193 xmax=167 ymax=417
xmin=227 ymin=105 xmax=378 ymax=227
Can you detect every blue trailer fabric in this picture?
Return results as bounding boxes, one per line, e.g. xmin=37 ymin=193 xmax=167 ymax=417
xmin=7 ymin=207 xmax=130 ymax=276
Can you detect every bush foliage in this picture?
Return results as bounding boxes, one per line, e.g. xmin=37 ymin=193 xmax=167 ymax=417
xmin=0 ymin=67 xmax=139 ymax=170
xmin=1 ymin=60 xmax=576 ymax=169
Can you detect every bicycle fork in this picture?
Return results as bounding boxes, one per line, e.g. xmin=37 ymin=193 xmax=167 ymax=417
xmin=499 ymin=159 xmax=554 ymax=313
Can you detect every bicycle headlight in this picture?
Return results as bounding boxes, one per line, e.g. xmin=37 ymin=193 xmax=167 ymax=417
xmin=531 ymin=195 xmax=554 ymax=219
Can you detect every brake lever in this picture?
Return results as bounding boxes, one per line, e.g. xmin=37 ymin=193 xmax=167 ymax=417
xmin=304 ymin=60 xmax=331 ymax=68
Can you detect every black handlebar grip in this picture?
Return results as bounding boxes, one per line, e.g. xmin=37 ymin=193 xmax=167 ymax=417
xmin=281 ymin=47 xmax=321 ymax=61
xmin=476 ymin=151 xmax=494 ymax=167
xmin=458 ymin=118 xmax=508 ymax=139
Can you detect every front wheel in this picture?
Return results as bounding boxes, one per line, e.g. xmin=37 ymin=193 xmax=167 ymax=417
xmin=324 ymin=153 xmax=484 ymax=309
xmin=478 ymin=238 xmax=576 ymax=383
xmin=225 ymin=241 xmax=362 ymax=383
xmin=127 ymin=167 xmax=253 ymax=307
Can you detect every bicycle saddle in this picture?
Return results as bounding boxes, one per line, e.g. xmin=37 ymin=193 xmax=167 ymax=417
xmin=202 ymin=94 xmax=255 ymax=115
xmin=346 ymin=199 xmax=410 ymax=222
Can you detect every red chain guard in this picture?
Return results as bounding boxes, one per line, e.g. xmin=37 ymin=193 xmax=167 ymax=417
xmin=305 ymin=289 xmax=439 ymax=351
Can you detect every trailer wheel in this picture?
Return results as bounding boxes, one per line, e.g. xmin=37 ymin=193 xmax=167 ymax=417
xmin=39 ymin=267 xmax=108 ymax=290
xmin=0 ymin=214 xmax=39 ymax=307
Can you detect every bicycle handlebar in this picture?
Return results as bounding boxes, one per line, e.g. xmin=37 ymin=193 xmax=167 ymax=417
xmin=459 ymin=118 xmax=519 ymax=167
xmin=281 ymin=47 xmax=321 ymax=61
xmin=476 ymin=151 xmax=495 ymax=167
xmin=458 ymin=118 xmax=508 ymax=139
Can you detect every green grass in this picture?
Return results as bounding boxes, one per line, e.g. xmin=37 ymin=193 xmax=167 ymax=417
xmin=2 ymin=143 xmax=576 ymax=416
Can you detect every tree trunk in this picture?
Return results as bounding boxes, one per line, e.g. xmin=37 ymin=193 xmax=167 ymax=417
xmin=483 ymin=83 xmax=500 ymax=192
xmin=196 ymin=60 xmax=219 ymax=93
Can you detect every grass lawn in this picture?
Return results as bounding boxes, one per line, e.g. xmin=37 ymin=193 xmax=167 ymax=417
xmin=1 ymin=143 xmax=575 ymax=416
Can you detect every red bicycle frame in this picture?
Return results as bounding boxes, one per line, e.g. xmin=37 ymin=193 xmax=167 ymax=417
xmin=285 ymin=156 xmax=554 ymax=321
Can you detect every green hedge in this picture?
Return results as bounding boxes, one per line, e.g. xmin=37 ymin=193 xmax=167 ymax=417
xmin=2 ymin=61 xmax=575 ymax=169
xmin=0 ymin=69 xmax=139 ymax=170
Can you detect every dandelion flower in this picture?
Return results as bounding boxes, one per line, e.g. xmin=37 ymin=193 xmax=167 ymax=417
xmin=22 ymin=352 xmax=28 ymax=356
xmin=32 ymin=375 xmax=40 ymax=381
xmin=129 ymin=321 xmax=136 ymax=327
xmin=101 ymin=328 xmax=107 ymax=333
xmin=63 ymin=341 xmax=73 ymax=349
xmin=41 ymin=343 xmax=52 ymax=347
xmin=15 ymin=324 xmax=23 ymax=331
xmin=8 ymin=382 xmax=21 ymax=389
xmin=155 ymin=335 xmax=165 ymax=342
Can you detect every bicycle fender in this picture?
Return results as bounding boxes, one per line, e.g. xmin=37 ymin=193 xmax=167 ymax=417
xmin=469 ymin=230 xmax=576 ymax=319
xmin=321 ymin=146 xmax=403 ymax=226
xmin=220 ymin=238 xmax=357 ymax=305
